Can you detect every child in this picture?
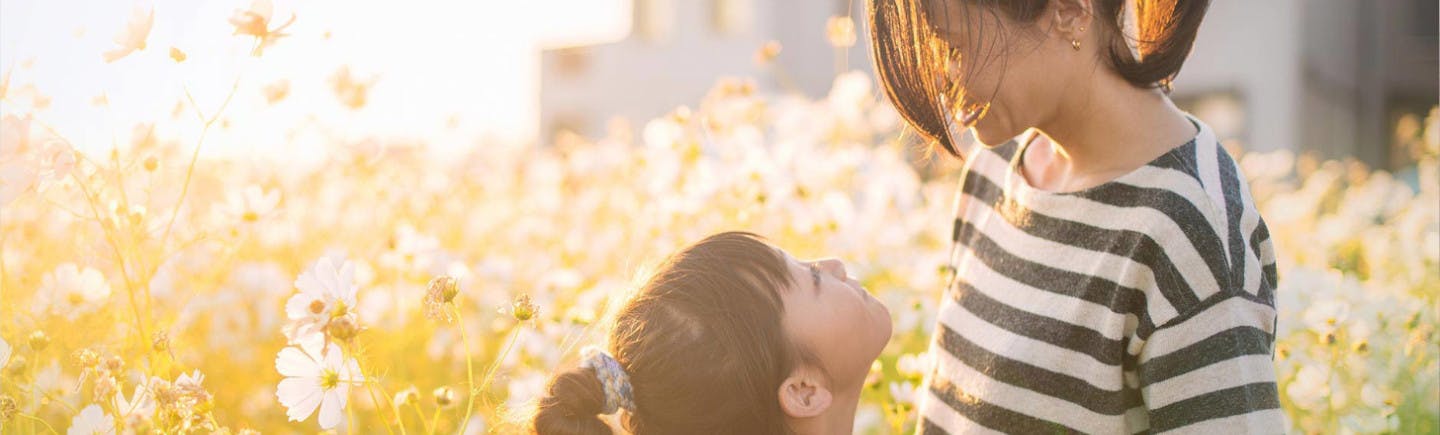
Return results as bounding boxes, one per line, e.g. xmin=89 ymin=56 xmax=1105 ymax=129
xmin=531 ymin=232 xmax=892 ymax=434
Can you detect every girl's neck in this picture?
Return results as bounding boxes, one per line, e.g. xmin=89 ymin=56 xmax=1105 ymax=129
xmin=1025 ymin=69 xmax=1196 ymax=191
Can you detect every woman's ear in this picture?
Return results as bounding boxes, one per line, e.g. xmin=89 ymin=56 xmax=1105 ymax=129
xmin=1048 ymin=0 xmax=1095 ymax=37
xmin=777 ymin=369 xmax=833 ymax=419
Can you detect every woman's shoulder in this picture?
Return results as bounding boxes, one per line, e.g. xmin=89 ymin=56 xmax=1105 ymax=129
xmin=1117 ymin=119 xmax=1276 ymax=321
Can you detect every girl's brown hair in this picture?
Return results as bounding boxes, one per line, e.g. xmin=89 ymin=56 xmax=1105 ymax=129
xmin=531 ymin=232 xmax=813 ymax=434
xmin=868 ymin=0 xmax=1210 ymax=157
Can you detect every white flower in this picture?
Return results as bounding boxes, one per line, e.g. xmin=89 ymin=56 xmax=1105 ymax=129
xmin=217 ymin=185 xmax=280 ymax=226
xmin=895 ymin=353 xmax=928 ymax=378
xmin=114 ymin=381 xmax=155 ymax=427
xmin=283 ymin=257 xmax=358 ymax=349
xmin=0 ymin=336 xmax=10 ymax=369
xmin=1302 ymin=300 xmax=1351 ymax=333
xmin=378 ymin=224 xmax=441 ymax=274
xmin=888 ymin=381 xmax=917 ymax=405
xmin=1286 ymin=365 xmax=1330 ymax=411
xmin=68 ymin=404 xmax=114 ymax=435
xmin=275 ymin=342 xmax=363 ymax=429
xmin=35 ymin=263 xmax=112 ymax=319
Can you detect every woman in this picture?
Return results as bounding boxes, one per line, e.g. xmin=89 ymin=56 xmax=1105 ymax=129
xmin=530 ymin=232 xmax=891 ymax=434
xmin=869 ymin=0 xmax=1282 ymax=433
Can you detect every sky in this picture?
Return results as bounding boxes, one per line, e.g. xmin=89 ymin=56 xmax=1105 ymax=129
xmin=0 ymin=0 xmax=631 ymax=158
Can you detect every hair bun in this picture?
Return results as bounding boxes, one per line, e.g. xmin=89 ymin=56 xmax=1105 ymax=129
xmin=532 ymin=367 xmax=613 ymax=435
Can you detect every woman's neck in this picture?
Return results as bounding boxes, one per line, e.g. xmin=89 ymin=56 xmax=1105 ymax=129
xmin=1024 ymin=69 xmax=1197 ymax=191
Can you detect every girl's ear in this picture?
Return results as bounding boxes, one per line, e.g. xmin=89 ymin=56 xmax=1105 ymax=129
xmin=777 ymin=369 xmax=833 ymax=419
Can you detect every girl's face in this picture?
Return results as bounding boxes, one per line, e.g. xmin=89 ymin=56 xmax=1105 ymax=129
xmin=777 ymin=251 xmax=891 ymax=389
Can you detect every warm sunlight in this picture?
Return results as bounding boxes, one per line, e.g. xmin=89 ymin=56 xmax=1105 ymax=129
xmin=0 ymin=0 xmax=1435 ymax=434
xmin=0 ymin=0 xmax=631 ymax=159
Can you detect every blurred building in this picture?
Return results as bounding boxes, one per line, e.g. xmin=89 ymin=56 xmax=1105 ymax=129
xmin=1176 ymin=0 xmax=1438 ymax=170
xmin=537 ymin=0 xmax=872 ymax=143
xmin=540 ymin=0 xmax=1438 ymax=171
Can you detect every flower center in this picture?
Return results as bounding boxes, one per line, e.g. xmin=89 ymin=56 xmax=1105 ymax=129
xmin=308 ymin=300 xmax=326 ymax=314
xmin=329 ymin=301 xmax=349 ymax=319
xmin=320 ymin=369 xmax=340 ymax=390
xmin=242 ymin=210 xmax=260 ymax=222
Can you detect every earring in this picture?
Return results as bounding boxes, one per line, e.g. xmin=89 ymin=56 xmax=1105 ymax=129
xmin=1071 ymin=40 xmax=1081 ymax=50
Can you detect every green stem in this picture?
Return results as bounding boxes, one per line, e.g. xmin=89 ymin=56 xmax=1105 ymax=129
xmin=16 ymin=413 xmax=59 ymax=435
xmin=455 ymin=305 xmax=477 ymax=433
xmin=477 ymin=323 xmax=525 ymax=410
xmin=411 ymin=402 xmax=432 ymax=434
xmin=347 ymin=392 xmax=358 ymax=435
xmin=427 ymin=408 xmax=441 ymax=435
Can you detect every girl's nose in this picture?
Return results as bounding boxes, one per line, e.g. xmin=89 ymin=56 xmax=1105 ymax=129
xmin=817 ymin=258 xmax=847 ymax=280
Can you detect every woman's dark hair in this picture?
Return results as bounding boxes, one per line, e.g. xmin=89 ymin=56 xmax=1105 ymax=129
xmin=868 ymin=0 xmax=1210 ymax=157
xmin=531 ymin=232 xmax=811 ymax=435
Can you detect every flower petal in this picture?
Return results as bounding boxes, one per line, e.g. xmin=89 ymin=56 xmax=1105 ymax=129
xmin=276 ymin=346 xmax=321 ymax=378
xmin=279 ymin=378 xmax=323 ymax=423
xmin=318 ymin=386 xmax=347 ymax=429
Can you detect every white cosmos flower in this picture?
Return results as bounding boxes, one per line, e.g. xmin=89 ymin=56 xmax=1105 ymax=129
xmin=0 ymin=337 xmax=10 ymax=370
xmin=275 ymin=342 xmax=363 ymax=429
xmin=35 ymin=263 xmax=112 ymax=320
xmin=1286 ymin=365 xmax=1330 ymax=411
xmin=283 ymin=257 xmax=358 ymax=349
xmin=895 ymin=353 xmax=928 ymax=379
xmin=889 ymin=381 xmax=918 ymax=405
xmin=218 ymin=185 xmax=280 ymax=226
xmin=68 ymin=404 xmax=114 ymax=435
xmin=114 ymin=380 xmax=155 ymax=428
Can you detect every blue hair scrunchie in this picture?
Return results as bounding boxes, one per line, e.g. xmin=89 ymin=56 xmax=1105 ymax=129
xmin=580 ymin=346 xmax=635 ymax=415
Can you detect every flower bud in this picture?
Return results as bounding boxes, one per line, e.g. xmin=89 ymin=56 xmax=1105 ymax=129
xmin=428 ymin=276 xmax=460 ymax=303
xmin=327 ymin=316 xmax=360 ymax=341
xmin=433 ymin=386 xmax=456 ymax=408
xmin=153 ymin=331 xmax=170 ymax=353
xmin=27 ymin=330 xmax=49 ymax=351
xmin=103 ymin=355 xmax=124 ymax=373
xmin=512 ymin=294 xmax=538 ymax=322
xmin=394 ymin=386 xmax=419 ymax=407
xmin=74 ymin=349 xmax=99 ymax=368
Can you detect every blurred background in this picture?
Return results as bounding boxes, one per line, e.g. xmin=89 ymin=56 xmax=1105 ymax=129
xmin=2 ymin=0 xmax=1435 ymax=163
xmin=0 ymin=1 xmax=1436 ymax=434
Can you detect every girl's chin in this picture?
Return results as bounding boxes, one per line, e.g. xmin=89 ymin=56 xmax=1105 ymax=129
xmin=972 ymin=126 xmax=1014 ymax=147
xmin=970 ymin=117 xmax=1023 ymax=147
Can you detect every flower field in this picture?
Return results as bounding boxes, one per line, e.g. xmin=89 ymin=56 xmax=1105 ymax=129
xmin=1 ymin=8 xmax=1438 ymax=434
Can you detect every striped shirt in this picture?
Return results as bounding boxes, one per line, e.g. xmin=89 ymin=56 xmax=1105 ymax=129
xmin=918 ymin=117 xmax=1284 ymax=434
